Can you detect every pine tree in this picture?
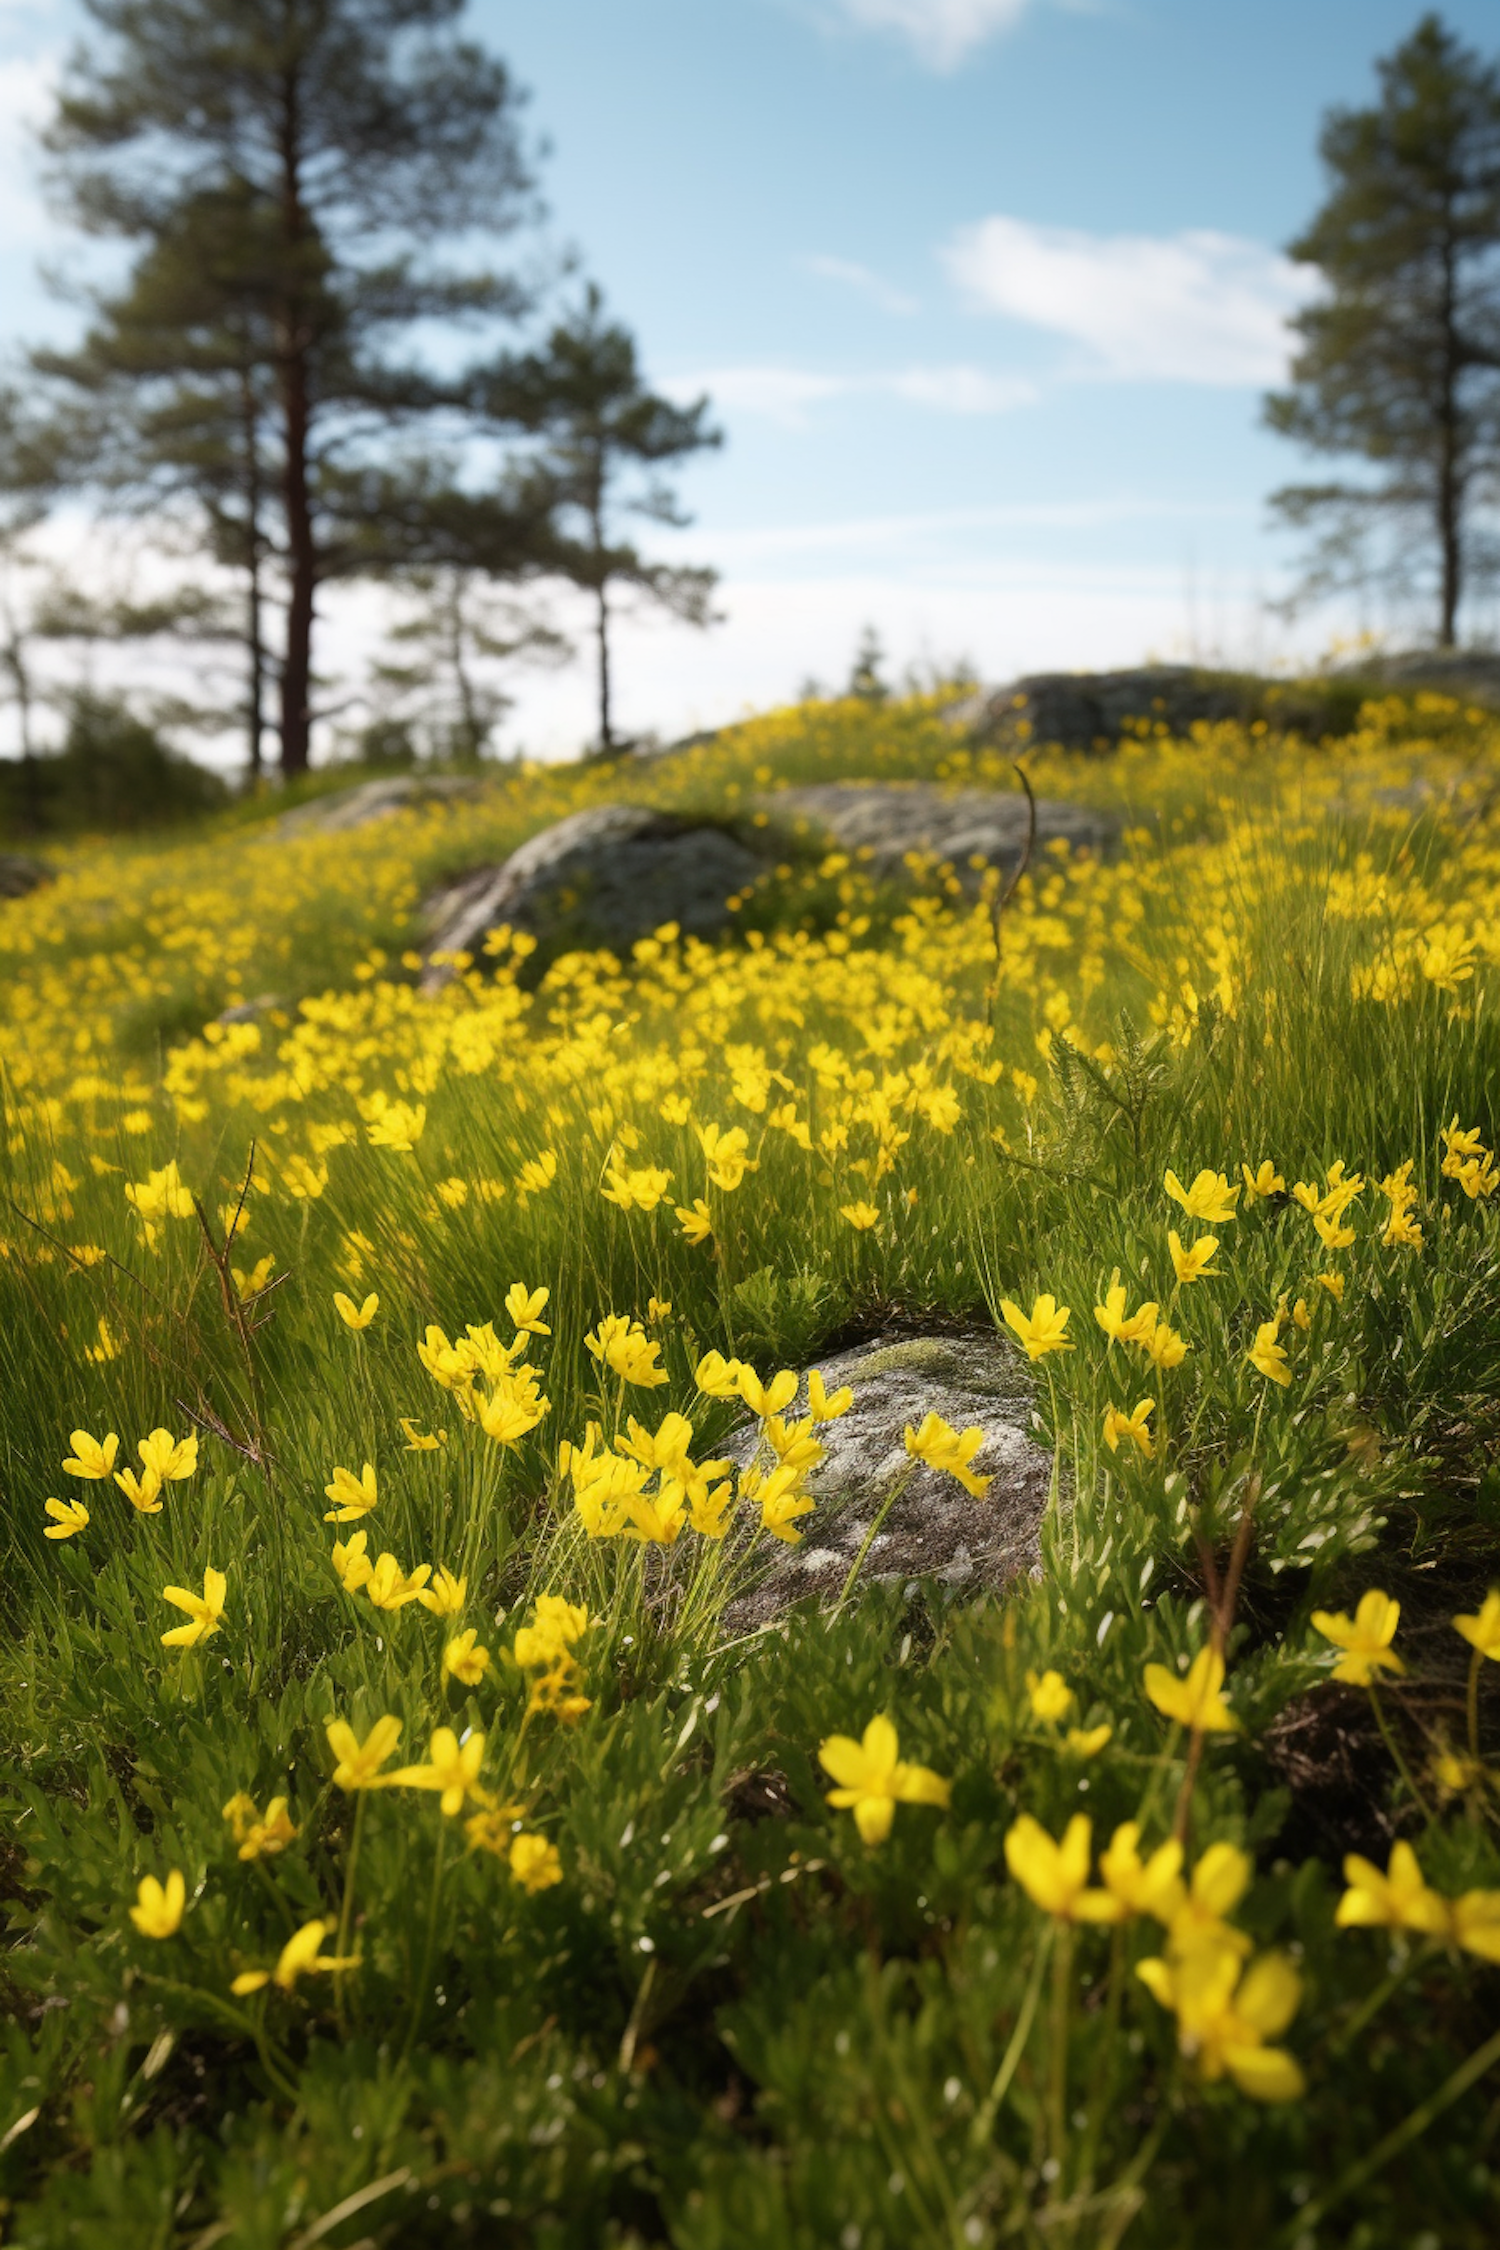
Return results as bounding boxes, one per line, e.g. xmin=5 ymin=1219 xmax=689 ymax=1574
xmin=28 ymin=0 xmax=540 ymax=773
xmin=1265 ymin=13 xmax=1500 ymax=646
xmin=483 ymin=288 xmax=720 ymax=755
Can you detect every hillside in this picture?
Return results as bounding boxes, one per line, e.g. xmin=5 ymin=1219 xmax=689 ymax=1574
xmin=3 ymin=688 xmax=1500 ymax=2246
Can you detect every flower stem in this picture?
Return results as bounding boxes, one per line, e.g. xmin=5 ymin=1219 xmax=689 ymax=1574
xmin=333 ymin=1787 xmax=368 ymax=2032
xmin=1368 ymin=1681 xmax=1436 ymax=1824
xmin=1046 ymin=1922 xmax=1074 ymax=2201
xmin=399 ymin=1816 xmax=448 ymax=2067
xmin=1467 ymin=1645 xmax=1483 ymax=1765
xmin=834 ymin=1465 xmax=915 ymax=1614
xmin=1287 ymin=2021 xmax=1500 ymax=2240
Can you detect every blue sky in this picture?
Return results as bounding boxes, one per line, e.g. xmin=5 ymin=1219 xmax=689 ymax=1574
xmin=2 ymin=0 xmax=1497 ymax=753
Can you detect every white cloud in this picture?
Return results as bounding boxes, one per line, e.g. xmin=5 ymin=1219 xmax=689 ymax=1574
xmin=683 ymin=366 xmax=850 ymax=428
xmin=829 ymin=0 xmax=1032 ymax=70
xmin=667 ymin=362 xmax=1034 ymax=426
xmin=804 ymin=253 xmax=919 ymax=315
xmin=943 ymin=214 xmax=1316 ymax=386
xmin=885 ymin=363 xmax=1035 ymax=413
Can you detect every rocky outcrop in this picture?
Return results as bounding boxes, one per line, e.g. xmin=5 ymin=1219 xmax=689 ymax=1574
xmin=946 ymin=666 xmax=1257 ymax=750
xmin=723 ymin=1330 xmax=1052 ymax=1634
xmin=1334 ymin=650 xmax=1500 ymax=707
xmin=0 ymin=854 xmax=54 ymax=900
xmin=422 ymin=803 xmax=764 ymax=980
xmin=768 ymin=781 xmax=1115 ymax=879
xmin=275 ymin=772 xmax=483 ymax=837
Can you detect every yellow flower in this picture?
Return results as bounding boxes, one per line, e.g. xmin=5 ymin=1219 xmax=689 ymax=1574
xmin=675 ymin=1197 xmax=713 ymax=1245
xmin=1313 ymin=1211 xmax=1356 ymax=1251
xmin=646 ymin=1296 xmax=672 ymax=1322
xmin=697 ymin=1121 xmax=756 ymax=1191
xmin=1004 ymin=1812 xmax=1123 ymax=1923
xmin=1142 ymin=1319 xmax=1188 ymax=1371
xmin=602 ymin=1161 xmax=674 ymax=1212
xmin=333 ymin=1291 xmax=378 ymax=1330
xmin=1094 ymin=1276 xmax=1159 ymax=1345
xmin=115 ymin=1464 xmax=164 ymax=1514
xmin=748 ymin=1460 xmax=816 ymax=1544
xmin=160 ymin=1567 xmax=227 ymax=1649
xmin=516 ymin=1149 xmax=559 ymax=1200
xmin=443 ymin=1629 xmax=492 ymax=1685
xmin=418 ymin=1566 xmax=467 ymax=1617
xmin=1166 ymin=1842 xmax=1254 ymax=1961
xmin=1102 ymin=1398 xmax=1154 ymax=1457
xmin=739 ymin=1366 xmax=800 ymax=1418
xmin=43 ymin=1495 xmax=90 ymax=1539
xmin=505 ymin=1282 xmax=551 ymax=1336
xmin=694 ymin=1349 xmax=752 ymax=1399
xmin=904 ymin=1411 xmax=991 ymax=1496
xmin=1455 ymin=1590 xmax=1500 ymax=1662
xmin=399 ymin=1417 xmax=447 ymax=1451
xmin=366 ymin=1100 xmax=426 ymax=1152
xmin=390 ymin=1725 xmax=488 ymax=1816
xmin=1247 ymin=1316 xmax=1291 ymax=1386
xmin=228 ymin=1795 xmax=298 ymax=1863
xmin=323 ymin=1462 xmax=378 ymax=1522
xmin=137 ymin=1430 xmax=198 ymax=1486
xmin=808 ymin=1369 xmax=854 ymax=1421
xmin=1098 ymin=1823 xmax=1184 ymax=1920
xmin=363 ymin=1552 xmax=432 ymax=1610
xmin=63 ymin=1429 xmax=118 ymax=1480
xmin=1450 ymin=1891 xmax=1500 ymax=1962
xmin=234 ymin=1253 xmax=277 ymax=1301
xmin=331 ymin=1529 xmax=373 ymax=1592
xmin=129 ymin=1870 xmax=186 ymax=1939
xmin=1163 ymin=1168 xmax=1239 ymax=1223
xmin=326 ymin=1714 xmax=402 ymax=1790
xmin=1240 ymin=1160 xmax=1285 ymax=1201
xmin=1025 ymin=1667 xmax=1073 ymax=1721
xmin=84 ymin=1316 xmax=123 ymax=1364
xmin=1335 ymin=1842 xmax=1448 ymax=1936
xmin=512 ymin=1593 xmax=589 ymax=1666
xmin=509 ymin=1833 xmax=564 ymax=1892
xmin=1168 ymin=1230 xmax=1219 ymax=1283
xmin=818 ymin=1715 xmax=950 ymax=1845
xmin=585 ymin=1313 xmax=668 ymax=1388
xmin=1064 ymin=1722 xmax=1113 ymax=1758
xmin=478 ymin=1380 xmax=550 ymax=1446
xmin=1316 ymin=1270 xmax=1345 ymax=1301
xmin=1143 ymin=1646 xmax=1238 ymax=1732
xmin=1136 ymin=1949 xmax=1305 ymax=2101
xmin=124 ymin=1160 xmax=195 ymax=1221
xmin=999 ymin=1293 xmax=1073 ymax=1361
xmin=840 ymin=1200 xmax=880 ymax=1231
xmin=231 ymin=1919 xmax=359 ymax=1995
xmin=1311 ymin=1588 xmax=1403 ymax=1684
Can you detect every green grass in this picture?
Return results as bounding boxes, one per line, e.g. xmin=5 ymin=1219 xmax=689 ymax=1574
xmin=3 ymin=690 xmax=1500 ymax=2246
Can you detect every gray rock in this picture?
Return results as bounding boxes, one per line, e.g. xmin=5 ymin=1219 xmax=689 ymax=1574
xmin=0 ymin=853 xmax=54 ymax=900
xmin=768 ymin=782 xmax=1115 ymax=880
xmin=722 ymin=1330 xmax=1052 ymax=1634
xmin=275 ymin=772 xmax=483 ymax=837
xmin=421 ymin=802 xmax=764 ymax=981
xmin=1333 ymin=650 xmax=1500 ymax=707
xmin=948 ymin=666 xmax=1257 ymax=750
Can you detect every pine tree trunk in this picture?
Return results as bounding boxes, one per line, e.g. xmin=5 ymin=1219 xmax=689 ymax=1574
xmin=241 ymin=370 xmax=266 ymax=778
xmin=276 ymin=73 xmax=315 ymax=777
xmin=596 ymin=585 xmax=612 ymax=753
xmin=1436 ymin=229 xmax=1462 ymax=650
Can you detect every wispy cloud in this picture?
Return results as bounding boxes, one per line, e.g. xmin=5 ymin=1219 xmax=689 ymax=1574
xmin=943 ymin=214 xmax=1315 ymax=386
xmin=804 ymin=252 xmax=919 ymax=316
xmin=667 ymin=362 xmax=1035 ymax=427
xmin=827 ymin=0 xmax=1033 ymax=70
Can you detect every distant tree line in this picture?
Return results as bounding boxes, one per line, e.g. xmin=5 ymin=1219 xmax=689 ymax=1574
xmin=0 ymin=0 xmax=719 ymax=781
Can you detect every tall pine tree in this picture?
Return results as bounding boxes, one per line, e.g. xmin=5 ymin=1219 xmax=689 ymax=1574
xmin=1266 ymin=13 xmax=1500 ymax=646
xmin=31 ymin=0 xmax=541 ymax=772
